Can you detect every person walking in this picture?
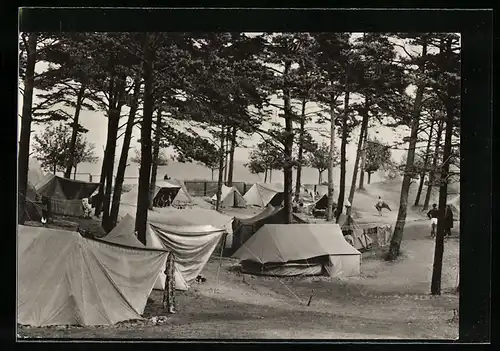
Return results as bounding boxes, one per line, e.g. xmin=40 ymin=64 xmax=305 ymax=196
xmin=444 ymin=204 xmax=454 ymax=238
xmin=427 ymin=203 xmax=439 ymax=238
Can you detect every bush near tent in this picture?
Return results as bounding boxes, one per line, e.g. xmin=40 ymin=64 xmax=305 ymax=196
xmin=230 ymin=205 xmax=308 ymax=254
xmin=232 ymin=224 xmax=361 ymax=278
xmin=103 ymin=214 xmax=226 ymax=291
xmin=17 ymin=225 xmax=169 ymax=327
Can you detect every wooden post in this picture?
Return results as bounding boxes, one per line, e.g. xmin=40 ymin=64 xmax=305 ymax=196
xmin=162 ymin=252 xmax=176 ymax=313
xmin=215 ymin=233 xmax=227 ymax=288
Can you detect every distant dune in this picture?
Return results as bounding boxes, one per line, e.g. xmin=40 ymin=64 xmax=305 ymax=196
xmin=70 ymin=158 xmax=387 ymax=186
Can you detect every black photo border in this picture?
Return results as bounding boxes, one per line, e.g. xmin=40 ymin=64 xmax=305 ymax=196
xmin=3 ymin=5 xmax=493 ymax=348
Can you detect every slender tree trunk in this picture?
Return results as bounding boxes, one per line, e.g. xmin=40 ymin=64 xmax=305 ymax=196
xmin=211 ymin=169 xmax=214 ymax=181
xmin=431 ymin=101 xmax=454 ymax=295
xmin=295 ymin=99 xmax=307 ymax=202
xmin=64 ymin=84 xmax=86 ymax=178
xmin=94 ymin=70 xmax=117 ymax=217
xmin=348 ymin=106 xmax=369 ymax=206
xmin=215 ymin=125 xmax=226 ymax=211
xmin=223 ymin=133 xmax=229 ymax=183
xmin=414 ymin=119 xmax=436 ymax=206
xmin=53 ymin=165 xmax=56 ymax=175
xmin=264 ymin=169 xmax=268 ymax=183
xmin=110 ymin=75 xmax=141 ymax=228
xmin=135 ymin=33 xmax=155 ymax=246
xmin=149 ymin=109 xmax=162 ymax=210
xmin=73 ymin=165 xmax=78 ymax=180
xmin=102 ymin=79 xmax=126 ymax=233
xmin=282 ymin=61 xmax=293 ymax=224
xmin=269 ymin=169 xmax=273 ymax=183
xmin=423 ymin=120 xmax=444 ymax=211
xmin=227 ymin=126 xmax=237 ymax=186
xmin=318 ymin=170 xmax=322 ymax=185
xmin=335 ymin=68 xmax=351 ymax=222
xmin=386 ymin=37 xmax=428 ymax=261
xmin=326 ymin=91 xmax=337 ymax=222
xmin=18 ymin=32 xmax=38 ymax=225
xmin=367 ymin=172 xmax=372 ymax=184
xmin=358 ymin=127 xmax=368 ymax=189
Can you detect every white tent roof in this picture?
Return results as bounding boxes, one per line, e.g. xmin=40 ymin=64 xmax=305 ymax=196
xmin=17 ymin=225 xmax=169 ymax=327
xmin=243 ymin=182 xmax=284 ymax=207
xmin=233 ymin=223 xmax=360 ymax=264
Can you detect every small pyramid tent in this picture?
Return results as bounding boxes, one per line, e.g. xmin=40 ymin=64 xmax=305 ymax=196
xmin=233 ymin=224 xmax=361 ymax=278
xmin=169 ymin=179 xmax=193 ymax=204
xmin=211 ymin=185 xmax=246 ymax=208
xmin=17 ymin=225 xmax=169 ymax=327
xmin=103 ymin=214 xmax=226 ymax=291
xmin=121 ymin=181 xmax=181 ymax=207
xmin=243 ymin=182 xmax=284 ymax=207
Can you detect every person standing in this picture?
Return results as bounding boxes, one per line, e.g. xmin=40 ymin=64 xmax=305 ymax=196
xmin=427 ymin=203 xmax=439 ymax=238
xmin=444 ymin=204 xmax=454 ymax=237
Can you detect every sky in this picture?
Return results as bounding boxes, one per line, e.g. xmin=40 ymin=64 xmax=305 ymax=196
xmin=18 ymin=32 xmax=459 ymax=181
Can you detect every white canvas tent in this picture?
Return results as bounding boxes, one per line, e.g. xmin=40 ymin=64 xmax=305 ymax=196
xmin=243 ymin=182 xmax=285 ymax=208
xmin=17 ymin=225 xmax=169 ymax=327
xmin=104 ymin=214 xmax=226 ymax=291
xmin=211 ymin=185 xmax=246 ymax=208
xmin=233 ymin=224 xmax=361 ymax=278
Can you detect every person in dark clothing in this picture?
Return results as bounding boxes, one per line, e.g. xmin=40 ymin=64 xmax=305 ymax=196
xmin=427 ymin=204 xmax=439 ymax=238
xmin=444 ymin=204 xmax=454 ymax=237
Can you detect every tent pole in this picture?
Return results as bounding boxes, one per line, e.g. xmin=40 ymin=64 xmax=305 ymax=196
xmin=215 ymin=233 xmax=227 ymax=289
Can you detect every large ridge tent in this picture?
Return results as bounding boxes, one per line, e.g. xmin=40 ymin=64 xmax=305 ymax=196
xmin=34 ymin=174 xmax=100 ymax=217
xmin=243 ymin=182 xmax=285 ymax=208
xmin=231 ymin=205 xmax=308 ymax=253
xmin=17 ymin=225 xmax=169 ymax=327
xmin=211 ymin=185 xmax=246 ymax=208
xmin=103 ymin=214 xmax=226 ymax=291
xmin=232 ymin=224 xmax=361 ymax=278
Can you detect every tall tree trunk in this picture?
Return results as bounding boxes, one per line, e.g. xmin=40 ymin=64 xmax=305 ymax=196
xmin=282 ymin=61 xmax=293 ymax=224
xmin=264 ymin=169 xmax=268 ymax=183
xmin=295 ymin=98 xmax=307 ymax=202
xmin=414 ymin=119 xmax=435 ymax=206
xmin=367 ymin=172 xmax=372 ymax=184
xmin=211 ymin=169 xmax=214 ymax=181
xmin=109 ymin=76 xmax=141 ymax=228
xmin=348 ymin=104 xmax=369 ymax=206
xmin=335 ymin=68 xmax=351 ymax=222
xmin=227 ymin=126 xmax=237 ymax=186
xmin=269 ymin=169 xmax=272 ymax=183
xmin=18 ymin=32 xmax=38 ymax=225
xmin=387 ymin=37 xmax=428 ymax=261
xmin=102 ymin=78 xmax=126 ymax=232
xmin=423 ymin=120 xmax=444 ymax=211
xmin=325 ymin=91 xmax=337 ymax=222
xmin=149 ymin=109 xmax=162 ymax=210
xmin=94 ymin=70 xmax=117 ymax=217
xmin=64 ymin=84 xmax=86 ymax=178
xmin=73 ymin=165 xmax=78 ymax=179
xmin=215 ymin=125 xmax=226 ymax=211
xmin=223 ymin=133 xmax=229 ymax=183
xmin=135 ymin=33 xmax=155 ymax=246
xmin=53 ymin=165 xmax=56 ymax=175
xmin=431 ymin=101 xmax=454 ymax=295
xmin=318 ymin=171 xmax=322 ymax=185
xmin=358 ymin=126 xmax=368 ymax=189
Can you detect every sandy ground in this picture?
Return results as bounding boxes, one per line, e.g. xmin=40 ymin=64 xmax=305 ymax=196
xmin=18 ymin=181 xmax=460 ymax=340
